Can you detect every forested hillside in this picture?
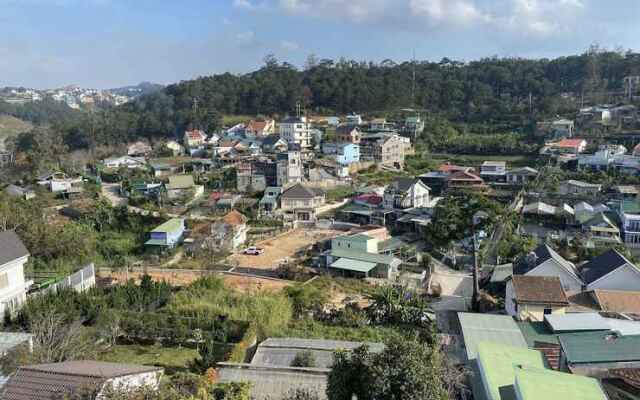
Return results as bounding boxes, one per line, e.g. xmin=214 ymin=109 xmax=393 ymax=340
xmin=3 ymin=47 xmax=640 ymax=153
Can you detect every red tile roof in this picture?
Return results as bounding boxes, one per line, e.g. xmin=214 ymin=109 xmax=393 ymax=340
xmin=355 ymin=193 xmax=383 ymax=205
xmin=512 ymin=275 xmax=569 ymax=305
xmin=438 ymin=163 xmax=473 ymax=173
xmin=551 ymin=138 xmax=585 ymax=148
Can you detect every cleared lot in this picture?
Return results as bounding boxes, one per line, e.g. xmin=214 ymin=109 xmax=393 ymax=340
xmin=228 ymin=228 xmax=341 ymax=270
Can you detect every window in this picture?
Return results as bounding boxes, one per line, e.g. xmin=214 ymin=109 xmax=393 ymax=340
xmin=0 ymin=273 xmax=8 ymax=290
xmin=543 ymin=308 xmax=553 ymax=315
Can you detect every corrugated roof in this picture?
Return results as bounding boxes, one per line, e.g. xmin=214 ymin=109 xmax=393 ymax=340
xmin=476 ymin=342 xmax=546 ymax=400
xmin=489 ymin=264 xmax=513 ymax=283
xmin=457 ymin=313 xmax=527 ymax=361
xmin=3 ymin=361 xmax=162 ymax=400
xmin=559 ymin=331 xmax=640 ymax=364
xmin=591 ymin=289 xmax=640 ymax=313
xmin=512 ymin=275 xmax=569 ymax=306
xmin=0 ymin=231 xmax=29 ymax=267
xmin=330 ymin=258 xmax=377 ymax=273
xmin=330 ymin=248 xmax=396 ymax=265
xmin=517 ymin=321 xmax=558 ymax=346
xmin=514 ymin=366 xmax=606 ymax=400
xmin=544 ymin=313 xmax=610 ymax=333
xmin=151 ymin=218 xmax=184 ymax=233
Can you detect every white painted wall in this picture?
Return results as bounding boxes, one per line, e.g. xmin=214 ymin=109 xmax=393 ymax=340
xmin=588 ymin=264 xmax=640 ymax=291
xmin=0 ymin=255 xmax=28 ymax=315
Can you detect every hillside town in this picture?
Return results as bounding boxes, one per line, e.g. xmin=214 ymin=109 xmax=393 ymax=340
xmin=4 ymin=98 xmax=640 ymax=399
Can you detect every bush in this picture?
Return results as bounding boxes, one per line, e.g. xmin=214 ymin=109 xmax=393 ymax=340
xmin=291 ymin=350 xmax=317 ymax=368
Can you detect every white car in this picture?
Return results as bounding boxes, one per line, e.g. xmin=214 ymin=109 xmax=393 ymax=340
xmin=243 ymin=247 xmax=264 ymax=255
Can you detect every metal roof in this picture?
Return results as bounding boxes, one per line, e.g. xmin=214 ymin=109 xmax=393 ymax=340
xmin=218 ymin=364 xmax=328 ymax=400
xmin=514 ymin=366 xmax=606 ymax=400
xmin=544 ymin=313 xmax=610 ymax=333
xmin=0 ymin=231 xmax=29 ymax=267
xmin=559 ymin=331 xmax=640 ymax=364
xmin=517 ymin=321 xmax=559 ymax=346
xmin=489 ymin=264 xmax=513 ymax=283
xmin=476 ymin=342 xmax=546 ymax=400
xmin=330 ymin=248 xmax=396 ymax=265
xmin=151 ymin=218 xmax=183 ymax=233
xmin=330 ymin=258 xmax=377 ymax=273
xmin=457 ymin=313 xmax=528 ymax=361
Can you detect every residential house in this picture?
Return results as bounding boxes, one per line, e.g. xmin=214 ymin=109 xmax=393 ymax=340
xmin=579 ymin=249 xmax=640 ymax=292
xmin=578 ymin=106 xmax=612 ymax=124
xmin=575 ymin=202 xmax=609 ymax=224
xmin=512 ymin=244 xmax=583 ymax=292
xmin=574 ymin=289 xmax=640 ymax=314
xmin=614 ymin=185 xmax=639 ymax=200
xmin=546 ymin=138 xmax=588 ymax=155
xmin=480 ymin=161 xmax=507 ymax=182
xmin=127 ymin=141 xmax=152 ymax=157
xmin=280 ymin=184 xmax=326 ymax=223
xmin=456 ymin=313 xmax=528 ymax=363
xmin=245 ymin=119 xmax=275 ymax=136
xmin=505 ymin=275 xmax=569 ymax=321
xmin=0 ymin=231 xmax=29 ymax=316
xmin=326 ymin=116 xmax=340 ymax=126
xmin=402 ymin=116 xmax=425 ymax=138
xmin=559 ymin=180 xmax=602 ymax=196
xmin=4 ymin=185 xmax=35 ymax=200
xmin=2 ymin=360 xmax=162 ymax=400
xmin=536 ymin=118 xmax=575 ymax=138
xmin=383 ymin=177 xmax=430 ymax=209
xmin=369 ymin=118 xmax=394 ymax=131
xmin=261 ymin=135 xmax=288 ymax=154
xmin=335 ymin=143 xmax=360 ymax=166
xmin=165 ymin=140 xmax=184 ymax=156
xmin=328 ymin=234 xmax=401 ymax=279
xmin=37 ymin=171 xmax=83 ymax=193
xmin=209 ymin=210 xmax=248 ymax=252
xmin=578 ymin=145 xmax=628 ymax=171
xmin=103 ymin=155 xmax=146 ymax=169
xmin=619 ymin=200 xmax=640 ymax=248
xmin=277 ymin=150 xmax=303 ymax=187
xmin=581 ymin=212 xmax=621 ymax=245
xmin=150 ymin=162 xmax=173 ymax=178
xmin=166 ymin=175 xmax=203 ymax=200
xmin=359 ymin=133 xmax=410 ymax=168
xmin=506 ymin=167 xmax=538 ymax=185
xmin=236 ymin=162 xmax=267 ymax=193
xmin=183 ymin=129 xmax=207 ymax=155
xmin=0 ymin=151 xmax=14 ymax=168
xmin=558 ymin=331 xmax=640 ymax=376
xmin=335 ymin=125 xmax=361 ymax=144
xmin=445 ymin=170 xmax=487 ymax=191
xmin=145 ymin=218 xmax=185 ymax=248
xmin=259 ymin=187 xmax=282 ymax=215
xmin=279 ymin=116 xmax=312 ymax=149
xmin=345 ymin=114 xmax=363 ymax=125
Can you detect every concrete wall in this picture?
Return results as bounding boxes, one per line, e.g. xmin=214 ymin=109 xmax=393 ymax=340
xmin=0 ymin=255 xmax=28 ymax=316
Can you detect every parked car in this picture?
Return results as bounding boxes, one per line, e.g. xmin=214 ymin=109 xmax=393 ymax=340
xmin=243 ymin=247 xmax=264 ymax=255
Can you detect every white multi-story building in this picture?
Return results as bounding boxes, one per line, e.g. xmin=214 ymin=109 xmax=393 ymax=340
xmin=279 ymin=116 xmax=312 ymax=149
xmin=277 ymin=150 xmax=303 ymax=187
xmin=0 ymin=231 xmax=29 ymax=315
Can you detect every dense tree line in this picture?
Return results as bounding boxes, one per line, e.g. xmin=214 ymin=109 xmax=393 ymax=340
xmin=4 ymin=48 xmax=640 ymax=151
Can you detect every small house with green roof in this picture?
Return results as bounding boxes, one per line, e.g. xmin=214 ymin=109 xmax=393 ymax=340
xmin=145 ymin=218 xmax=185 ymax=248
xmin=558 ymin=331 xmax=640 ymax=376
xmin=514 ymin=365 xmax=607 ymax=400
xmin=332 ymin=233 xmax=378 ymax=253
xmin=326 ymin=233 xmax=401 ymax=279
xmin=476 ymin=342 xmax=547 ymax=400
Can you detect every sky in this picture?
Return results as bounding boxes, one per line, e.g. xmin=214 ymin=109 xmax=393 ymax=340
xmin=1 ymin=0 xmax=639 ymax=89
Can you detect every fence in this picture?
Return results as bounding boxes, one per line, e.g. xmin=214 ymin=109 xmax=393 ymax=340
xmin=36 ymin=263 xmax=96 ymax=295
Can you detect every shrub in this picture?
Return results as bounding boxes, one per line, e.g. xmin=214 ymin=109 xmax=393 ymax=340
xmin=291 ymin=350 xmax=317 ymax=368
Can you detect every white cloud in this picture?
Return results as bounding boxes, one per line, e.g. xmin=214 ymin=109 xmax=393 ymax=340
xmin=273 ymin=0 xmax=585 ymax=37
xmin=280 ymin=40 xmax=300 ymax=51
xmin=236 ymin=30 xmax=255 ymax=43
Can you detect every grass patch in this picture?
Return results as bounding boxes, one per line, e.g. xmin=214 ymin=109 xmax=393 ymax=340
xmin=278 ymin=319 xmax=399 ymax=343
xmin=98 ymin=344 xmax=200 ymax=374
xmin=325 ymin=186 xmax=356 ymax=202
xmin=0 ymin=114 xmax=32 ymax=145
xmin=222 ymin=115 xmax=254 ymax=126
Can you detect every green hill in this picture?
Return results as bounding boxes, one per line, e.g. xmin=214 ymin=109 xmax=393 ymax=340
xmin=0 ymin=114 xmax=32 ymax=149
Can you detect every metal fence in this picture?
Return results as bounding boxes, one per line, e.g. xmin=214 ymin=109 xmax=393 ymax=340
xmin=36 ymin=263 xmax=96 ymax=295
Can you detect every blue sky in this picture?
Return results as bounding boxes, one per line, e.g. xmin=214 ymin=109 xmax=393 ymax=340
xmin=1 ymin=0 xmax=639 ymax=89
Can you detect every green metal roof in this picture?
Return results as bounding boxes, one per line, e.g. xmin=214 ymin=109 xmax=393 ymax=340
xmin=340 ymin=233 xmax=374 ymax=243
xmin=151 ymin=218 xmax=184 ymax=233
xmin=477 ymin=342 xmax=546 ymax=400
xmin=517 ymin=321 xmax=559 ymax=347
xmin=458 ymin=313 xmax=527 ymax=361
xmin=515 ymin=366 xmax=606 ymax=400
xmin=330 ymin=258 xmax=377 ymax=273
xmin=331 ymin=248 xmax=395 ymax=265
xmin=558 ymin=331 xmax=640 ymax=364
xmin=489 ymin=264 xmax=513 ymax=283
